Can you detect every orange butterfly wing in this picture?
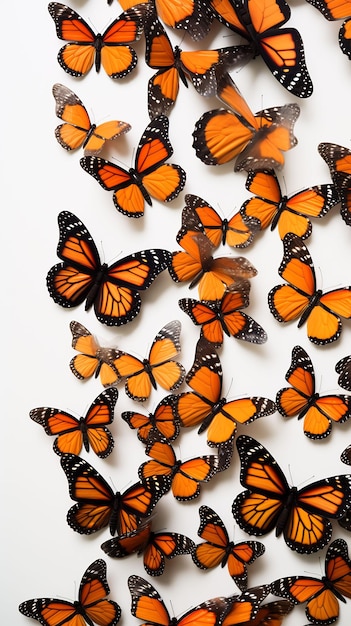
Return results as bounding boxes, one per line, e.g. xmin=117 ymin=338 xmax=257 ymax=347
xmin=122 ymin=395 xmax=179 ymax=443
xmin=319 ymin=141 xmax=351 ymax=226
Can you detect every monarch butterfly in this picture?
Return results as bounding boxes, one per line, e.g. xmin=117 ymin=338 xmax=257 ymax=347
xmin=48 ymin=2 xmax=144 ymax=78
xmin=29 ymin=388 xmax=118 ymax=458
xmin=209 ymin=0 xmax=313 ymax=97
xmin=52 ymin=83 xmax=131 ymax=155
xmin=18 ymin=559 xmax=121 ymax=626
xmin=138 ymin=432 xmax=222 ymax=500
xmin=113 ymin=320 xmax=185 ymax=402
xmin=121 ymin=395 xmax=180 ymax=443
xmin=101 ymin=518 xmax=195 ymax=576
xmin=268 ymin=233 xmax=351 ymax=344
xmin=241 ymin=600 xmax=294 ymax=626
xmin=232 ymin=434 xmax=351 ymax=553
xmin=240 ymin=168 xmax=339 ymax=240
xmin=128 ymin=574 xmax=267 ymax=626
xmin=173 ymin=338 xmax=276 ymax=447
xmin=192 ymin=72 xmax=300 ymax=172
xmin=80 ymin=115 xmax=186 ymax=218
xmin=276 ymin=345 xmax=351 ymax=439
xmin=46 ymin=211 xmax=171 ymax=325
xmin=169 ymin=230 xmax=257 ymax=301
xmin=60 ymin=453 xmax=166 ymax=535
xmin=178 ymin=194 xmax=260 ymax=249
xmin=271 ymin=538 xmax=351 ymax=624
xmin=192 ymin=505 xmax=265 ymax=591
xmin=318 ymin=142 xmax=351 ymax=226
xmin=305 ymin=0 xmax=351 ymax=59
xmin=69 ymin=320 xmax=120 ymax=387
xmin=178 ymin=285 xmax=268 ymax=348
xmin=336 ymin=354 xmax=351 ymax=391
xmin=144 ymin=9 xmax=253 ymax=118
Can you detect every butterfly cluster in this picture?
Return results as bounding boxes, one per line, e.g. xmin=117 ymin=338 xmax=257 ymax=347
xmin=18 ymin=1 xmax=351 ymax=626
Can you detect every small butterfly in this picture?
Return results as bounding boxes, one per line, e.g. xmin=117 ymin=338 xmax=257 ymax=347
xmin=121 ymin=395 xmax=180 ymax=443
xmin=232 ymin=434 xmax=351 ymax=553
xmin=192 ymin=505 xmax=265 ymax=591
xmin=114 ymin=320 xmax=185 ymax=402
xmin=48 ymin=2 xmax=144 ymax=77
xmin=276 ymin=345 xmax=351 ymax=439
xmin=19 ymin=559 xmax=121 ymax=626
xmin=29 ymin=388 xmax=118 ymax=458
xmin=80 ymin=115 xmax=186 ymax=218
xmin=46 ymin=211 xmax=171 ymax=325
xmin=336 ymin=354 xmax=351 ymax=391
xmin=69 ymin=320 xmax=120 ymax=387
xmin=319 ymin=142 xmax=351 ymax=226
xmin=101 ymin=519 xmax=195 ymax=576
xmin=268 ymin=233 xmax=351 ymax=344
xmin=52 ymin=83 xmax=131 ymax=155
xmin=240 ymin=168 xmax=339 ymax=240
xmin=192 ymin=72 xmax=300 ymax=172
xmin=271 ymin=537 xmax=351 ymax=624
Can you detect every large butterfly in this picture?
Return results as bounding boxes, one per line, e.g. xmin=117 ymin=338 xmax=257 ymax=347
xmin=276 ymin=345 xmax=351 ymax=439
xmin=240 ymin=168 xmax=339 ymax=240
xmin=144 ymin=9 xmax=253 ymax=118
xmin=138 ymin=432 xmax=221 ymax=500
xmin=271 ymin=538 xmax=351 ymax=624
xmin=173 ymin=338 xmax=276 ymax=447
xmin=113 ymin=320 xmax=185 ymax=402
xmin=268 ymin=233 xmax=351 ymax=344
xmin=169 ymin=230 xmax=257 ymax=301
xmin=318 ymin=142 xmax=351 ymax=226
xmin=192 ymin=72 xmax=300 ymax=172
xmin=101 ymin=519 xmax=195 ymax=576
xmin=232 ymin=434 xmax=351 ymax=553
xmin=60 ymin=453 xmax=166 ymax=535
xmin=18 ymin=559 xmax=121 ymax=626
xmin=121 ymin=395 xmax=180 ymax=443
xmin=192 ymin=505 xmax=265 ymax=591
xmin=52 ymin=83 xmax=131 ymax=155
xmin=209 ymin=0 xmax=313 ymax=97
xmin=178 ymin=194 xmax=259 ymax=249
xmin=305 ymin=0 xmax=351 ymax=59
xmin=178 ymin=285 xmax=268 ymax=348
xmin=336 ymin=354 xmax=351 ymax=391
xmin=46 ymin=211 xmax=171 ymax=325
xmin=69 ymin=320 xmax=120 ymax=387
xmin=48 ymin=2 xmax=144 ymax=77
xmin=80 ymin=115 xmax=186 ymax=218
xmin=29 ymin=388 xmax=118 ymax=458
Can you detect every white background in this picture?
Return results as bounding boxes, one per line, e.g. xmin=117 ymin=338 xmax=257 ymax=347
xmin=2 ymin=1 xmax=351 ymax=624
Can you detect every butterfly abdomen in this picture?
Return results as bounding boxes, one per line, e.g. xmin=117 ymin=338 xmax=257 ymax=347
xmin=197 ymin=399 xmax=227 ymax=434
xmin=270 ymin=197 xmax=288 ymax=231
xmin=79 ymin=418 xmax=90 ymax=452
xmin=297 ymin=289 xmax=323 ymax=327
xmin=275 ymin=487 xmax=297 ymax=537
xmin=173 ymin=47 xmax=188 ymax=87
xmin=320 ymin=576 xmax=347 ymax=603
xmin=143 ymin=359 xmax=157 ymax=390
xmin=94 ymin=34 xmax=103 ymax=72
xmin=84 ymin=263 xmax=109 ymax=311
xmin=297 ymin=393 xmax=319 ymax=420
xmin=83 ymin=124 xmax=97 ymax=149
xmin=129 ymin=167 xmax=152 ymax=205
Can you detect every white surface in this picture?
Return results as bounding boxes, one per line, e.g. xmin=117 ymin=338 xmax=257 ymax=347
xmin=2 ymin=1 xmax=351 ymax=624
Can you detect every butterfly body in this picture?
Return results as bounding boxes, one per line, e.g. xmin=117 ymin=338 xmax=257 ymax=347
xmin=122 ymin=395 xmax=179 ymax=443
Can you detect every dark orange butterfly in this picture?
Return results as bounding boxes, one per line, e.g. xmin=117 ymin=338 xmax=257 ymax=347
xmin=271 ymin=538 xmax=351 ymax=624
xmin=69 ymin=320 xmax=120 ymax=387
xmin=101 ymin=518 xmax=195 ymax=576
xmin=138 ymin=432 xmax=221 ymax=500
xmin=46 ymin=211 xmax=171 ymax=325
xmin=169 ymin=230 xmax=257 ymax=301
xmin=52 ymin=83 xmax=131 ymax=155
xmin=60 ymin=453 xmax=166 ymax=535
xmin=144 ymin=10 xmax=252 ymax=118
xmin=192 ymin=505 xmax=265 ymax=591
xmin=276 ymin=345 xmax=351 ymax=439
xmin=178 ymin=285 xmax=268 ymax=348
xmin=268 ymin=233 xmax=351 ymax=344
xmin=319 ymin=142 xmax=351 ymax=226
xmin=80 ymin=115 xmax=186 ymax=218
xmin=209 ymin=0 xmax=313 ymax=97
xmin=232 ymin=434 xmax=351 ymax=553
xmin=240 ymin=168 xmax=339 ymax=240
xmin=113 ymin=320 xmax=185 ymax=402
xmin=18 ymin=559 xmax=121 ymax=626
xmin=178 ymin=194 xmax=259 ymax=249
xmin=29 ymin=388 xmax=118 ymax=458
xmin=305 ymin=0 xmax=351 ymax=59
xmin=173 ymin=338 xmax=276 ymax=447
xmin=192 ymin=72 xmax=300 ymax=172
xmin=336 ymin=354 xmax=351 ymax=391
xmin=48 ymin=2 xmax=144 ymax=77
xmin=121 ymin=395 xmax=180 ymax=443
